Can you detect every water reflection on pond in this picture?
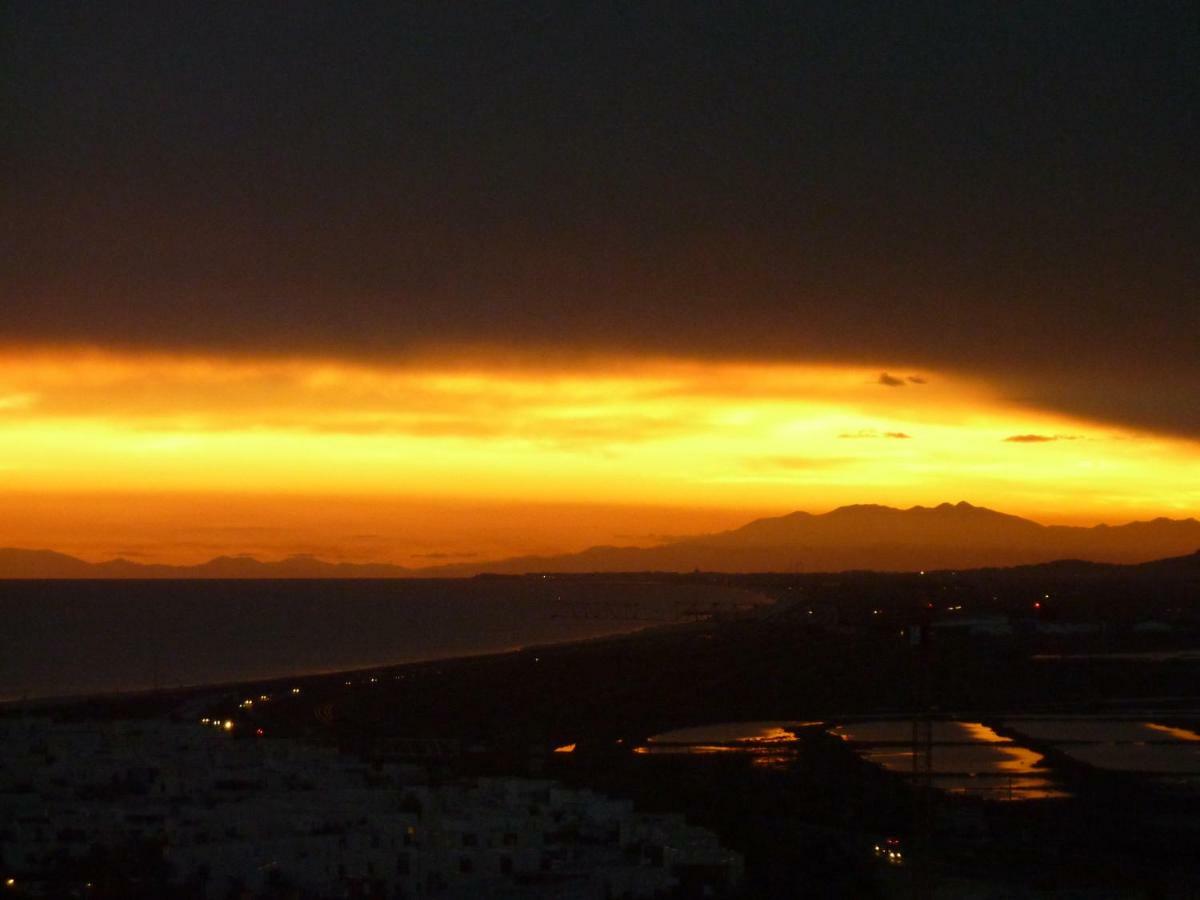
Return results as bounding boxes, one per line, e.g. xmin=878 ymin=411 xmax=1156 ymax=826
xmin=931 ymin=774 xmax=1067 ymax=801
xmin=1147 ymin=723 xmax=1200 ymax=742
xmin=1002 ymin=718 xmax=1200 ymax=774
xmin=835 ymin=719 xmax=1065 ymax=801
xmin=831 ymin=720 xmax=1009 ymax=744
xmin=633 ymin=744 xmax=796 ymax=769
xmin=647 ymin=721 xmax=812 ymax=744
xmin=1004 ymin=719 xmax=1200 ymax=743
xmin=635 ymin=720 xmax=817 ymax=770
xmin=1056 ymin=743 xmax=1200 ymax=773
xmin=860 ymin=743 xmax=1044 ymax=774
xmin=628 ymin=715 xmax=1200 ymax=800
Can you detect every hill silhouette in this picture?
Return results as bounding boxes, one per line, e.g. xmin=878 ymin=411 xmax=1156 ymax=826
xmin=0 ymin=549 xmax=414 ymax=580
xmin=2 ymin=502 xmax=1198 ymax=578
xmin=424 ymin=502 xmax=1200 ymax=575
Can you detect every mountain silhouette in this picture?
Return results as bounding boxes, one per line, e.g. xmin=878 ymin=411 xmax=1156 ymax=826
xmin=3 ymin=502 xmax=1197 ymax=578
xmin=0 ymin=549 xmax=413 ymax=579
xmin=424 ymin=502 xmax=1200 ymax=575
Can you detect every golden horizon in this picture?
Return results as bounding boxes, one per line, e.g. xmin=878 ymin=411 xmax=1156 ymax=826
xmin=1 ymin=347 xmax=1196 ymax=564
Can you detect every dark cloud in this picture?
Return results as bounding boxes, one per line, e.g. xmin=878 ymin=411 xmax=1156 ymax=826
xmin=907 ymin=376 xmax=928 ymax=385
xmin=877 ymin=373 xmax=906 ymax=387
xmin=2 ymin=4 xmax=1197 ymax=438
xmin=884 ymin=432 xmax=912 ymax=439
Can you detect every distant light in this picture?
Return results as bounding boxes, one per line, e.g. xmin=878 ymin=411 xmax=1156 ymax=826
xmin=291 ymin=687 xmax=301 ymax=694
xmin=223 ymin=720 xmax=234 ymax=731
xmin=1034 ymin=601 xmax=1041 ymax=610
xmin=553 ymin=743 xmax=576 ymax=754
xmin=5 ymin=878 xmax=15 ymax=887
xmin=255 ymin=727 xmax=265 ymax=737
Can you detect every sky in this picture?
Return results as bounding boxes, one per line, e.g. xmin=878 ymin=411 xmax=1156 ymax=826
xmin=2 ymin=3 xmax=1197 ymax=564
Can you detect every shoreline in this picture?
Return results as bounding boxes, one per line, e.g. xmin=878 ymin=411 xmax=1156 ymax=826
xmin=0 ymin=618 xmax=684 ymax=715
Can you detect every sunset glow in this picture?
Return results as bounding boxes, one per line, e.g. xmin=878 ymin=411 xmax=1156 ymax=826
xmin=1 ymin=348 xmax=1196 ymax=564
xmin=6 ymin=5 xmax=1200 ymax=892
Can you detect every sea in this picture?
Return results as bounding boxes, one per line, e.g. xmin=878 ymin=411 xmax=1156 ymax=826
xmin=0 ymin=578 xmax=757 ymax=702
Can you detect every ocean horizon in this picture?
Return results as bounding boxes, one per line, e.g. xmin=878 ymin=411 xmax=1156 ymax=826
xmin=0 ymin=577 xmax=757 ymax=702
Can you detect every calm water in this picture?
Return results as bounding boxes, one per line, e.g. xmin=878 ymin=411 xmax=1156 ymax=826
xmin=1003 ymin=718 xmax=1200 ymax=774
xmin=0 ymin=579 xmax=758 ymax=701
xmin=1061 ymin=744 xmax=1200 ymax=773
xmin=834 ymin=719 xmax=1064 ymax=800
xmin=830 ymin=720 xmax=1009 ymax=744
xmin=1002 ymin=718 xmax=1200 ymax=743
xmin=646 ymin=721 xmax=809 ymax=744
xmin=632 ymin=719 xmax=1063 ymax=790
xmin=633 ymin=720 xmax=816 ymax=770
xmin=859 ymin=743 xmax=1045 ymax=774
xmin=836 ymin=716 xmax=1200 ymax=797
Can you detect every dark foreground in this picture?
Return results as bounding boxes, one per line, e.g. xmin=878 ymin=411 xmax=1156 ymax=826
xmin=6 ymin=564 xmax=1200 ymax=897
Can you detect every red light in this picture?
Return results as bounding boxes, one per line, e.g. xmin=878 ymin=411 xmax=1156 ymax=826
xmin=1034 ymin=601 xmax=1041 ymax=610
xmin=255 ymin=728 xmax=265 ymax=737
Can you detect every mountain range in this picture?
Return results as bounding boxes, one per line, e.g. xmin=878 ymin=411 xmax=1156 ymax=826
xmin=2 ymin=502 xmax=1199 ymax=578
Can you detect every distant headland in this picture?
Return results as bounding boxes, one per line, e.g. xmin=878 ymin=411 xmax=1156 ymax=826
xmin=2 ymin=502 xmax=1198 ymax=578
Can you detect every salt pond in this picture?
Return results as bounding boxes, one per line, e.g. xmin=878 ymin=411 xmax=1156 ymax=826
xmin=1002 ymin=718 xmax=1200 ymax=774
xmin=833 ymin=719 xmax=1064 ymax=801
xmin=830 ymin=720 xmax=1008 ymax=744
xmin=634 ymin=720 xmax=816 ymax=770
xmin=1002 ymin=719 xmax=1200 ymax=744
xmin=646 ymin=721 xmax=811 ymax=744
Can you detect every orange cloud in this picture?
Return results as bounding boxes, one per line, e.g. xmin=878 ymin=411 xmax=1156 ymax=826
xmin=1004 ymin=434 xmax=1080 ymax=443
xmin=0 ymin=347 xmax=1195 ymax=562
